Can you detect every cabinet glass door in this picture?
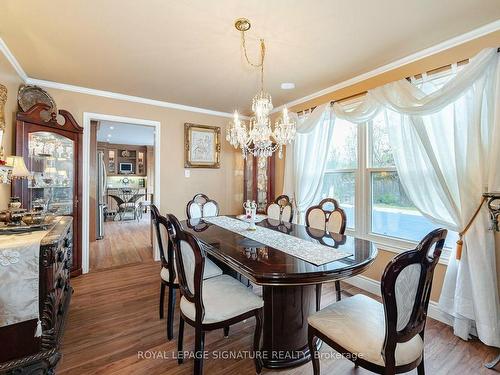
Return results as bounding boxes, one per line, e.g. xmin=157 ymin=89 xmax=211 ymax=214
xmin=256 ymin=156 xmax=269 ymax=212
xmin=244 ymin=155 xmax=273 ymax=213
xmin=27 ymin=131 xmax=75 ymax=215
xmin=137 ymin=151 xmax=145 ymax=175
xmin=244 ymin=155 xmax=254 ymax=203
xmin=107 ymin=149 xmax=116 ymax=174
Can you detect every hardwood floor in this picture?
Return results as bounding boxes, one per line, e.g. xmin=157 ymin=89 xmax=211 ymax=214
xmin=89 ymin=213 xmax=153 ymax=271
xmin=58 ymin=259 xmax=499 ymax=375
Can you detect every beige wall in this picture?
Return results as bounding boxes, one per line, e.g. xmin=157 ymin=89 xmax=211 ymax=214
xmin=0 ymin=54 xmax=23 ymax=208
xmin=0 ymin=55 xmax=244 ymax=220
xmin=274 ymin=30 xmax=500 ymax=302
xmin=52 ymin=91 xmax=244 ymax=219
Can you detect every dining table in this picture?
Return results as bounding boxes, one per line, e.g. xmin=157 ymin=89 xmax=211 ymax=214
xmin=182 ymin=216 xmax=377 ymax=370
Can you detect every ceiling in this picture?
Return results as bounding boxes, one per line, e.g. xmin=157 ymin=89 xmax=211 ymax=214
xmin=97 ymin=121 xmax=155 ymax=146
xmin=1 ymin=1 xmax=499 ymax=114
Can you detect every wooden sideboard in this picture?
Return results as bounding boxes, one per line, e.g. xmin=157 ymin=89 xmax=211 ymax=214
xmin=0 ymin=217 xmax=73 ymax=374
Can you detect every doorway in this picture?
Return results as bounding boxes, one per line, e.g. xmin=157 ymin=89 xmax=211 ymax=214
xmin=81 ymin=113 xmax=161 ymax=274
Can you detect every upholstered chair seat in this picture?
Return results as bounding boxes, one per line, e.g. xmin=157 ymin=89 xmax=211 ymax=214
xmin=180 ymin=274 xmax=264 ymax=324
xmin=308 ymin=294 xmax=424 ymax=366
xmin=160 ymin=258 xmax=222 ymax=283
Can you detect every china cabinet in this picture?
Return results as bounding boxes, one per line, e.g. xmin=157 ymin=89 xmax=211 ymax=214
xmin=14 ymin=104 xmax=83 ymax=276
xmin=243 ymin=154 xmax=275 ymax=213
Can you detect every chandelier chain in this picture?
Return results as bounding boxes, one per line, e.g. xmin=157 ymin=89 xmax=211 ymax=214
xmin=240 ymin=31 xmax=266 ymax=90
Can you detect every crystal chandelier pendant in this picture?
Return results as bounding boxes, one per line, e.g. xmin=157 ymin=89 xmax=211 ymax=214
xmin=226 ymin=18 xmax=296 ymax=159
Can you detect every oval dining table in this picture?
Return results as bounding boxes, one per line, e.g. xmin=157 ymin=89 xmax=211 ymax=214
xmin=182 ymin=216 xmax=377 ymax=370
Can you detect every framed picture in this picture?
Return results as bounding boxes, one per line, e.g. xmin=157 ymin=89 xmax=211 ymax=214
xmin=184 ymin=123 xmax=221 ymax=168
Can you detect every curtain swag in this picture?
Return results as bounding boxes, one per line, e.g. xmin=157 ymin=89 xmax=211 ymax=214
xmin=283 ymin=47 xmax=499 ymax=347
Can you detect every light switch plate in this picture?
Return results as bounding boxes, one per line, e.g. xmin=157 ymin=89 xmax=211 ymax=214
xmin=184 ymin=169 xmax=190 ymax=178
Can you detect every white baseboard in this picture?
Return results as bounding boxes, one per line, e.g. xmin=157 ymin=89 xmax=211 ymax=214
xmin=343 ymin=275 xmax=454 ymax=327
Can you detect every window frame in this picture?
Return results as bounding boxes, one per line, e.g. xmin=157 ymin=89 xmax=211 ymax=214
xmin=325 ymin=105 xmax=451 ymax=265
xmin=322 ymin=117 xmax=359 ymax=230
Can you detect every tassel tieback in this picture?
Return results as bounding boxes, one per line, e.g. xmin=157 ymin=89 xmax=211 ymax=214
xmin=456 ymin=196 xmax=487 ymax=260
xmin=35 ymin=319 xmax=42 ymax=337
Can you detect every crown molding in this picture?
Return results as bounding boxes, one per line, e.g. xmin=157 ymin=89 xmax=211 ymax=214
xmin=0 ymin=37 xmax=247 ymax=120
xmin=272 ymin=19 xmax=500 ymax=112
xmin=2 ymin=16 xmax=499 ymax=119
xmin=25 ymin=77 xmax=247 ymax=119
xmin=0 ymin=37 xmax=28 ymax=82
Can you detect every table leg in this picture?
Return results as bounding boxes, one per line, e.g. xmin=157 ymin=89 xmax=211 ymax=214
xmin=261 ymin=284 xmax=320 ymax=369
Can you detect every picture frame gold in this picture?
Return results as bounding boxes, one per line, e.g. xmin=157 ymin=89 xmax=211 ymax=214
xmin=184 ymin=123 xmax=220 ymax=168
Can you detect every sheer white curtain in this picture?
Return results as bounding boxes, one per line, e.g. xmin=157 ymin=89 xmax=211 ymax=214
xmin=283 ymin=103 xmax=335 ymax=223
xmin=377 ymin=49 xmax=499 ymax=347
xmin=329 ymin=48 xmax=499 ymax=346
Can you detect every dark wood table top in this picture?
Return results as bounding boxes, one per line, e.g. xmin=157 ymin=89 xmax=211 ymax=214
xmin=182 ymin=217 xmax=377 ymax=286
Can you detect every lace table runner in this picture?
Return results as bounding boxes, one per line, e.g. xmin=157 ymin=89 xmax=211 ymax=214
xmin=0 ymin=230 xmax=47 ymax=331
xmin=203 ymin=216 xmax=349 ymax=266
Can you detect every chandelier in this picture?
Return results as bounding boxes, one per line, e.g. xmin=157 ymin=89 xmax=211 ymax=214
xmin=226 ymin=18 xmax=296 ymax=159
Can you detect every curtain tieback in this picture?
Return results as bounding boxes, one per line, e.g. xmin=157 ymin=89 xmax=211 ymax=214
xmin=456 ymin=196 xmax=487 ymax=260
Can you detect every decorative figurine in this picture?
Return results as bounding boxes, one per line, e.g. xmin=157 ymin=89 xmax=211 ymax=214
xmin=243 ymin=200 xmax=257 ymax=231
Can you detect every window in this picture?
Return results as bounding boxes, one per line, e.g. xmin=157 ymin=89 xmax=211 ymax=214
xmin=319 ymin=118 xmax=357 ymax=228
xmin=368 ymin=113 xmax=455 ymax=243
xmin=316 ymin=101 xmax=457 ymax=250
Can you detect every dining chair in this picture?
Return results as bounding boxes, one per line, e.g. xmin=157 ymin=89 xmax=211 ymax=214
xmin=186 ymin=193 xmax=219 ymax=219
xmin=107 ymin=194 xmax=127 ymax=221
xmin=170 ymin=218 xmax=264 ymax=375
xmin=307 ymin=228 xmax=447 ymax=375
xmin=127 ymin=193 xmax=146 ymax=221
xmin=305 ymin=198 xmax=347 ymax=309
xmin=150 ymin=206 xmax=223 ymax=340
xmin=266 ymin=194 xmax=294 ymax=223
xmin=108 ymin=191 xmax=145 ymax=221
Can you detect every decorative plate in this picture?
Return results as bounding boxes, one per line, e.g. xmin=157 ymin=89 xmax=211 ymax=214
xmin=17 ymin=85 xmax=57 ymax=113
xmin=121 ymin=150 xmax=130 ymax=157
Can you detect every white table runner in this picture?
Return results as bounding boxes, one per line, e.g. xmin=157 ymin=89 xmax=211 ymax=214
xmin=0 ymin=230 xmax=47 ymax=332
xmin=203 ymin=216 xmax=349 ymax=266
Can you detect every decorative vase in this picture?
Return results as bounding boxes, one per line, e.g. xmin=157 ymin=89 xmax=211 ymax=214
xmin=243 ymin=200 xmax=257 ymax=231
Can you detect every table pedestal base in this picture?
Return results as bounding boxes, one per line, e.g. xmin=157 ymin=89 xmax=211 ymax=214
xmin=261 ymin=284 xmax=319 ymax=369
